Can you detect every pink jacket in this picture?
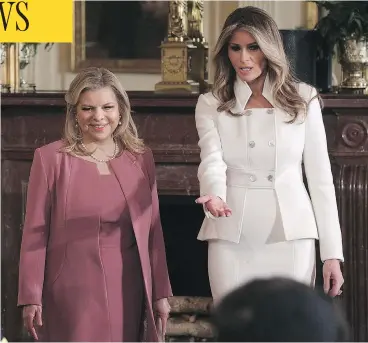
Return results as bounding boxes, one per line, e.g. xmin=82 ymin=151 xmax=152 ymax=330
xmin=18 ymin=140 xmax=172 ymax=341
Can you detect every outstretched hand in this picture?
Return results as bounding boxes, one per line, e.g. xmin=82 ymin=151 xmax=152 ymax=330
xmin=196 ymin=195 xmax=232 ymax=218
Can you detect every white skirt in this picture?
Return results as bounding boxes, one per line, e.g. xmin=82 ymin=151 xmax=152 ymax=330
xmin=208 ymin=189 xmax=316 ymax=303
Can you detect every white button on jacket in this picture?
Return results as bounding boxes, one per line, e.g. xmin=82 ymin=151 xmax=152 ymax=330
xmin=195 ymin=74 xmax=344 ymax=262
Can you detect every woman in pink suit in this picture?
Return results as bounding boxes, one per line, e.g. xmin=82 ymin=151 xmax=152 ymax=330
xmin=18 ymin=67 xmax=172 ymax=342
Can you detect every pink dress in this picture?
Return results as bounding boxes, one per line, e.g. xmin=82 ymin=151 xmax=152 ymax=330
xmin=98 ymin=172 xmax=144 ymax=342
xmin=18 ymin=142 xmax=172 ymax=343
xmin=50 ymin=158 xmax=144 ymax=342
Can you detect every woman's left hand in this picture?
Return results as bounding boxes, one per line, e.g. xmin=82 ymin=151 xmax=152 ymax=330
xmin=154 ymin=298 xmax=171 ymax=340
xmin=323 ymin=259 xmax=344 ymax=297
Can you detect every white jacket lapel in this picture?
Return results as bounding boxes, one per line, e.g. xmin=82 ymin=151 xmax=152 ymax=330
xmin=231 ymin=73 xmax=276 ymax=114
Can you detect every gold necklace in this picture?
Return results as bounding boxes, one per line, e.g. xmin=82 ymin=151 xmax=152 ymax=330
xmin=80 ymin=141 xmax=118 ymax=163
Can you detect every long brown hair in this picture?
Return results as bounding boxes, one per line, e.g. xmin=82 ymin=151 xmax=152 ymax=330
xmin=212 ymin=6 xmax=311 ymax=123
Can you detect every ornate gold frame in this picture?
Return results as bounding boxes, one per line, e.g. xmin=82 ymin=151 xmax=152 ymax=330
xmin=71 ymin=1 xmax=161 ymax=73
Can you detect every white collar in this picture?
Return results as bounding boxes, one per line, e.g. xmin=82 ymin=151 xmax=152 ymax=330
xmin=231 ymin=73 xmax=275 ymax=113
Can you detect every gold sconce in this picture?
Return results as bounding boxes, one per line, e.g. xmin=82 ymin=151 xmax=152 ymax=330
xmin=187 ymin=0 xmax=208 ymax=91
xmin=155 ymin=0 xmax=208 ymax=93
xmin=1 ymin=43 xmax=19 ymax=93
xmin=0 ymin=42 xmax=39 ymax=93
xmin=304 ymin=1 xmax=318 ymax=30
xmin=0 ymin=43 xmax=40 ymax=93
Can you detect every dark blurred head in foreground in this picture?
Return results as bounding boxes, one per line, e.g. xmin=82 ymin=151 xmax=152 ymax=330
xmin=212 ymin=277 xmax=350 ymax=342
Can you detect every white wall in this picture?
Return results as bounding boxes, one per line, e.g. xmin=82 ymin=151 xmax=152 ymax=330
xmin=238 ymin=1 xmax=305 ymax=29
xmin=33 ymin=0 xmax=340 ymax=91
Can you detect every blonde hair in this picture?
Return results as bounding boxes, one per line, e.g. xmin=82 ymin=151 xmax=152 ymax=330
xmin=62 ymin=67 xmax=145 ymax=155
xmin=213 ymin=6 xmax=311 ymax=123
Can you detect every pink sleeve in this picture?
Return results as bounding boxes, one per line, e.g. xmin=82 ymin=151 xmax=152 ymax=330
xmin=18 ymin=148 xmax=51 ymax=306
xmin=144 ymin=149 xmax=173 ymax=301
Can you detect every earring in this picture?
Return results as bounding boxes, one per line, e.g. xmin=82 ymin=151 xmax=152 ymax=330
xmin=74 ymin=118 xmax=83 ymax=140
xmin=119 ymin=116 xmax=122 ymax=125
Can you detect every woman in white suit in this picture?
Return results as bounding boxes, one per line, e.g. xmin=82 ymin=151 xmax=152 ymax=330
xmin=195 ymin=6 xmax=344 ymax=303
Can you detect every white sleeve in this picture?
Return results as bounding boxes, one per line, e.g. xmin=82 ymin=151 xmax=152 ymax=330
xmin=303 ymin=87 xmax=344 ymax=262
xmin=195 ymin=94 xmax=227 ymax=202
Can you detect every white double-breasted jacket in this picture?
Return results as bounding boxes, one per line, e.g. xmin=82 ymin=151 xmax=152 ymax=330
xmin=195 ymin=75 xmax=344 ymax=262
